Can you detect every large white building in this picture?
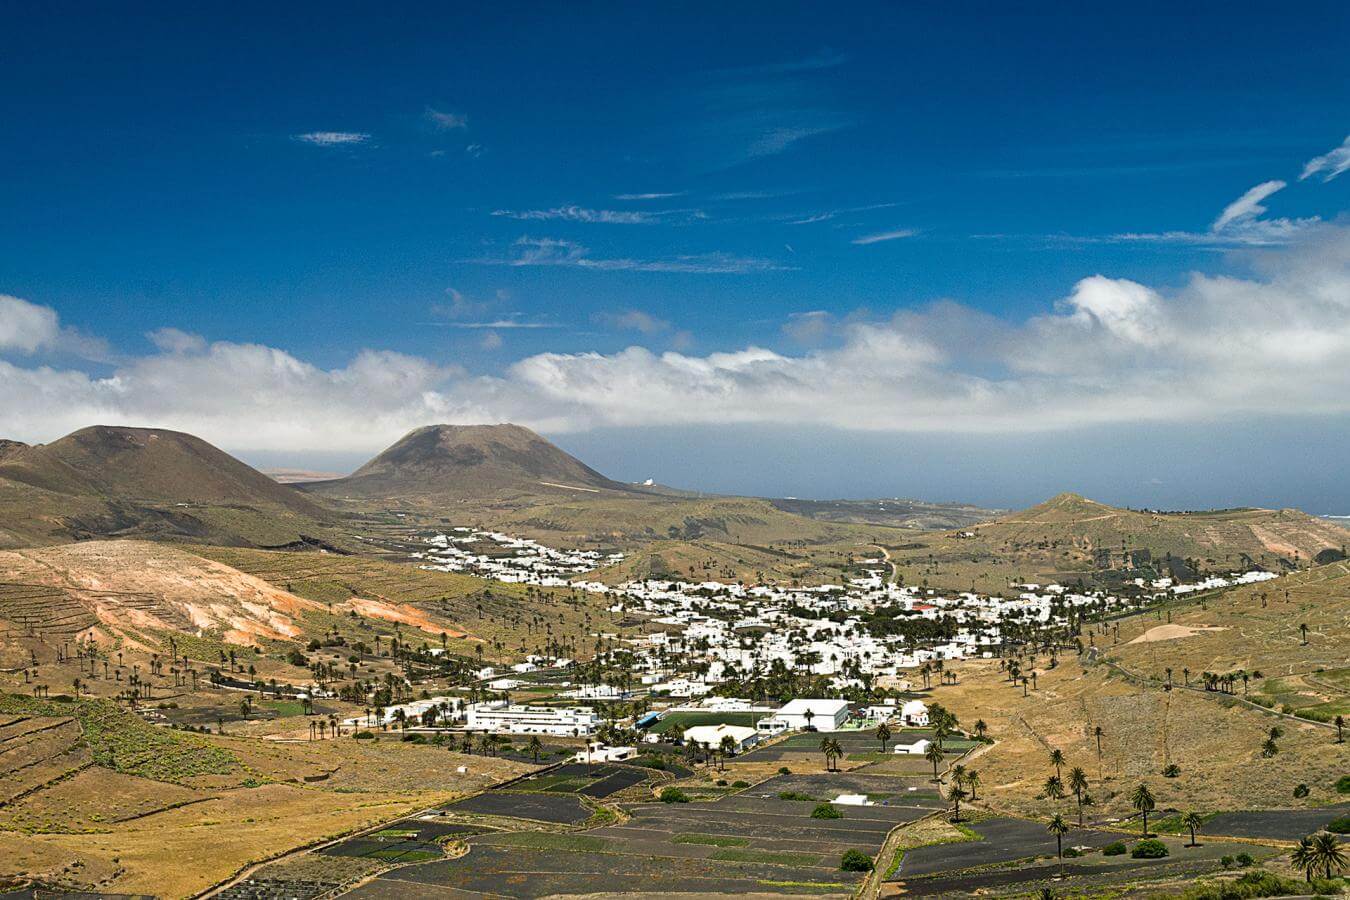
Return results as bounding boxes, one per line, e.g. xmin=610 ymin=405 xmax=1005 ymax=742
xmin=683 ymin=723 xmax=759 ymax=753
xmin=758 ymin=698 xmax=850 ymax=733
xmin=465 ymin=701 xmax=599 ymax=736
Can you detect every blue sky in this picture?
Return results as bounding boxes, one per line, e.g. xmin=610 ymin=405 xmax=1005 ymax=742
xmin=5 ymin=4 xmax=1350 ymax=510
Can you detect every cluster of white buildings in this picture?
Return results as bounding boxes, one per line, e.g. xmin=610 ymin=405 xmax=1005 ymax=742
xmin=415 ymin=528 xmax=624 ymax=585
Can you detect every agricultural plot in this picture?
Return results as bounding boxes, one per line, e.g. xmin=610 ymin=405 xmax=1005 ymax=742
xmin=649 ymin=709 xmax=769 ymax=734
xmin=350 ymin=759 xmax=943 ymax=898
xmin=738 ymin=728 xmax=968 ymax=766
xmin=891 ymin=831 xmax=1277 ymax=898
xmin=893 ymin=817 xmax=1122 ymax=878
xmin=446 ymin=789 xmax=591 ymax=824
xmin=1202 ymin=803 xmax=1350 ymax=840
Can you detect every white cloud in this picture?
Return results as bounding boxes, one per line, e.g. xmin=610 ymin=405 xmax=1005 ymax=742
xmin=852 ymin=228 xmax=918 ymax=245
xmin=425 ymin=107 xmax=468 ymax=130
xmin=614 ymin=192 xmax=685 ymax=201
xmin=10 ymin=228 xmax=1350 ymax=451
xmin=1300 ymin=134 xmax=1350 ymax=182
xmin=479 ymin=331 xmax=503 ymax=350
xmin=0 ymin=295 xmax=61 ymax=353
xmin=147 ymin=327 xmax=207 ymax=354
xmin=594 ymin=309 xmax=671 ymax=334
xmin=293 ymin=131 xmax=371 ymax=146
xmin=483 ymin=237 xmax=794 ymax=274
xmin=492 ymin=206 xmax=661 ymax=225
xmin=1212 ymin=180 xmax=1285 ymax=231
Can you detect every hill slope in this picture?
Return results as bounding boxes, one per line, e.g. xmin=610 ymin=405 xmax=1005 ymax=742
xmin=887 ymin=491 xmax=1350 ymax=591
xmin=306 ymin=423 xmax=628 ymax=500
xmin=0 ymin=426 xmax=340 ymax=549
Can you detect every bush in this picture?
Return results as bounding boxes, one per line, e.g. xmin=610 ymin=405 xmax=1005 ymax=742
xmin=1293 ymin=783 xmax=1310 ymax=799
xmin=1132 ymin=838 xmax=1170 ymax=859
xmin=1063 ymin=847 xmax=1083 ymax=858
xmin=840 ymin=849 xmax=874 ymax=872
xmin=659 ymin=787 xmax=690 ymax=803
xmin=715 ymin=779 xmax=728 ymax=786
xmin=1337 ymin=774 xmax=1350 ymax=794
xmin=731 ymin=780 xmax=749 ymax=788
xmin=1163 ymin=763 xmax=1181 ymax=777
xmin=1102 ymin=841 xmax=1127 ymax=856
xmin=778 ymin=791 xmax=814 ymax=801
xmin=1235 ymin=852 xmax=1254 ymax=867
xmin=811 ymin=803 xmax=844 ymax=819
xmin=1327 ymin=815 xmax=1350 ymax=834
xmin=1220 ymin=855 xmax=1234 ymax=869
xmin=778 ymin=766 xmax=792 ymax=775
xmin=1151 ymin=870 xmax=1345 ymax=900
xmin=353 ymin=730 xmax=374 ymax=739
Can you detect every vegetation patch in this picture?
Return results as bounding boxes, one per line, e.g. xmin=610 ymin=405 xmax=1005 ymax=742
xmin=0 ymin=693 xmax=238 ymax=782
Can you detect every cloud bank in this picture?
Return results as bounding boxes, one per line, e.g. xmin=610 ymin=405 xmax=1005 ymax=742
xmin=6 ymin=227 xmax=1350 ymax=454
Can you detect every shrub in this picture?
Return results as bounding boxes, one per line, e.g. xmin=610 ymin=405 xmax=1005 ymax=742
xmin=778 ymin=766 xmax=792 ymax=775
xmin=811 ymin=803 xmax=843 ymax=819
xmin=1102 ymin=841 xmax=1127 ymax=856
xmin=1132 ymin=838 xmax=1169 ymax=859
xmin=715 ymin=779 xmax=728 ymax=786
xmin=1063 ymin=847 xmax=1083 ymax=858
xmin=731 ymin=780 xmax=749 ymax=788
xmin=353 ymin=730 xmax=374 ymax=739
xmin=840 ymin=849 xmax=874 ymax=872
xmin=1235 ymin=852 xmax=1254 ymax=867
xmin=1220 ymin=855 xmax=1234 ymax=869
xmin=1327 ymin=815 xmax=1350 ymax=834
xmin=1162 ymin=763 xmax=1181 ymax=777
xmin=1293 ymin=783 xmax=1310 ymax=799
xmin=1337 ymin=774 xmax=1350 ymax=794
xmin=778 ymin=791 xmax=814 ymax=801
xmin=659 ymin=787 xmax=690 ymax=803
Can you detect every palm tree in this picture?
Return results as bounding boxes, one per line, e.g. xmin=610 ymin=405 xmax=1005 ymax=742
xmin=974 ymin=719 xmax=987 ymax=740
xmin=947 ymin=783 xmax=968 ymax=822
xmin=1093 ymin=726 xmax=1104 ymax=756
xmin=1311 ymin=831 xmax=1347 ymax=879
xmin=828 ymin=738 xmax=844 ymax=772
xmin=1180 ymin=811 xmax=1203 ymax=847
xmin=1130 ymin=783 xmax=1155 ymax=836
xmin=1292 ymin=837 xmax=1318 ymax=882
xmin=526 ymin=735 xmax=543 ymax=763
xmin=1335 ymin=715 xmax=1345 ymax=744
xmin=719 ymin=734 xmax=737 ymax=771
xmin=1049 ymin=748 xmax=1065 ymax=779
xmin=924 ymin=740 xmax=944 ymax=781
xmin=1046 ymin=814 xmax=1071 ymax=875
xmin=1043 ymin=775 xmax=1066 ymax=801
xmin=964 ymin=769 xmax=981 ymax=802
xmin=1067 ymin=767 xmax=1089 ymax=826
xmin=820 ymin=737 xmax=838 ymax=772
xmin=1299 ymin=622 xmax=1309 ymax=644
xmin=876 ymin=721 xmax=892 ymax=753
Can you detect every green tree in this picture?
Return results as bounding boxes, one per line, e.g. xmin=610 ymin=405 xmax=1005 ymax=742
xmin=526 ymin=735 xmax=543 ymax=763
xmin=1291 ymin=836 xmax=1317 ymax=882
xmin=1310 ymin=831 xmax=1346 ymax=879
xmin=1131 ymin=783 xmax=1156 ymax=836
xmin=1067 ymin=767 xmax=1089 ymax=825
xmin=1043 ymin=774 xmax=1066 ymax=801
xmin=1181 ymin=811 xmax=1203 ymax=847
xmin=924 ymin=740 xmax=945 ymax=781
xmin=965 ymin=769 xmax=981 ymax=802
xmin=1049 ymin=748 xmax=1065 ymax=779
xmin=948 ymin=783 xmax=968 ymax=822
xmin=876 ymin=720 xmax=892 ymax=753
xmin=1046 ymin=813 xmax=1071 ymax=875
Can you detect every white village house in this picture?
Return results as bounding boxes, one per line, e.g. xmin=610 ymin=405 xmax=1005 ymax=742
xmin=758 ymin=698 xmax=850 ymax=734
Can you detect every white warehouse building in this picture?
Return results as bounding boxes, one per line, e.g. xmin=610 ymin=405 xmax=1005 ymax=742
xmin=758 ymin=698 xmax=850 ymax=734
xmin=465 ymin=701 xmax=599 ymax=736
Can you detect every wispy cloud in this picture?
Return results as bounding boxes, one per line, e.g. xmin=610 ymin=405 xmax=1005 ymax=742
xmin=1301 ymin=134 xmax=1350 ymax=182
xmin=745 ymin=122 xmax=844 ymax=159
xmin=480 ymin=237 xmax=794 ymax=274
xmin=493 ymin=206 xmax=655 ymax=225
xmin=852 ymin=228 xmax=918 ymax=245
xmin=1112 ymin=179 xmax=1318 ymax=247
xmin=710 ymin=48 xmax=850 ymax=78
xmin=293 ymin=131 xmax=370 ymax=146
xmin=425 ymin=107 xmax=468 ymax=131
xmin=786 ymin=202 xmax=899 ymax=225
xmin=614 ymin=191 xmax=686 ymax=201
xmin=594 ymin=309 xmax=671 ymax=334
xmin=442 ymin=317 xmax=560 ymax=330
